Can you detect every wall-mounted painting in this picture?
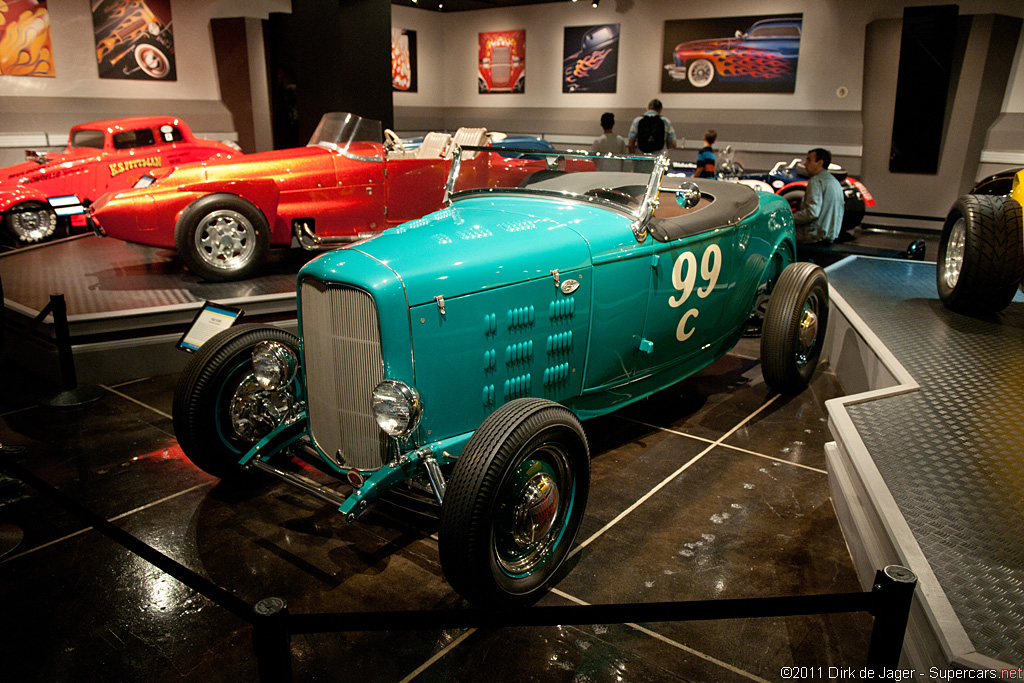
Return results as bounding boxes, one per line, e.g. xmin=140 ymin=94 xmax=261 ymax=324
xmin=478 ymin=29 xmax=524 ymax=94
xmin=92 ymin=0 xmax=176 ymax=80
xmin=392 ymin=28 xmax=416 ymax=92
xmin=562 ymin=24 xmax=618 ymax=93
xmin=662 ymin=14 xmax=801 ymax=93
xmin=0 ymin=0 xmax=54 ymax=77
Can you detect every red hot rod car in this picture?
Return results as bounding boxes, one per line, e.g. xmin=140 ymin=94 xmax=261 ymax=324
xmin=0 ymin=116 xmax=238 ymax=246
xmin=91 ymin=112 xmax=586 ymax=281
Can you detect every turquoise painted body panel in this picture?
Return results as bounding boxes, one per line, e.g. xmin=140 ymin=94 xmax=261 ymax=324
xmin=297 ymin=185 xmax=795 ymax=464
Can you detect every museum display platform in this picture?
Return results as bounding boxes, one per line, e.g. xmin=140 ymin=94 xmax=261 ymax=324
xmin=0 ymin=235 xmax=310 ymax=384
xmin=822 ymin=256 xmax=1024 ymax=674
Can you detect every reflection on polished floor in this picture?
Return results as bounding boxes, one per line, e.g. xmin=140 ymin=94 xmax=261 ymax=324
xmin=0 ymin=332 xmax=873 ymax=683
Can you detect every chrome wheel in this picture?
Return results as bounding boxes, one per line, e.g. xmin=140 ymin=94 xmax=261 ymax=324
xmin=687 ymin=58 xmax=715 ymax=88
xmin=228 ymin=374 xmax=297 ymax=443
xmin=195 ymin=209 xmax=257 ymax=272
xmin=942 ymin=217 xmax=966 ymax=289
xmin=7 ymin=205 xmax=57 ymax=243
xmin=494 ymin=444 xmax=574 ymax=576
xmin=795 ymin=295 xmax=820 ymax=368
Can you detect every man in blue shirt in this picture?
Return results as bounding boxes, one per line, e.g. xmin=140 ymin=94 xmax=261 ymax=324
xmin=792 ymin=148 xmax=844 ymax=243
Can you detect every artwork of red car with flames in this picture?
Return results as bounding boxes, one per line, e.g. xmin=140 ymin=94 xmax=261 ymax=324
xmin=92 ymin=0 xmax=176 ymax=80
xmin=665 ymin=17 xmax=801 ymax=91
xmin=479 ymin=30 xmax=525 ymax=93
xmin=0 ymin=0 xmax=54 ymax=77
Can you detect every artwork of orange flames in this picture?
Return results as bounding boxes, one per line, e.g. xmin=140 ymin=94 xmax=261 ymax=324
xmin=0 ymin=0 xmax=55 ymax=77
xmin=391 ymin=28 xmax=411 ymax=91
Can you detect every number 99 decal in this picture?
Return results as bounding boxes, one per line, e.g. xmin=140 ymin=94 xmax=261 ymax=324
xmin=668 ymin=244 xmax=721 ymax=341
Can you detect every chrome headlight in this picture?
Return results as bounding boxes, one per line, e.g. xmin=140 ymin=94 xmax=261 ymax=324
xmin=251 ymin=341 xmax=298 ymax=390
xmin=371 ymin=380 xmax=422 ymax=437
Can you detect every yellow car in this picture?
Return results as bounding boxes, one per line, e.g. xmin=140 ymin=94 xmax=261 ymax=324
xmin=938 ymin=168 xmax=1024 ymax=312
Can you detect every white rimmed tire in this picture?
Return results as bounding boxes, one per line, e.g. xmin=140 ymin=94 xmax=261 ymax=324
xmin=937 ymin=194 xmax=1023 ymax=313
xmin=686 ymin=58 xmax=716 ymax=88
xmin=175 ymin=194 xmax=270 ymax=282
xmin=439 ymin=398 xmax=590 ymax=606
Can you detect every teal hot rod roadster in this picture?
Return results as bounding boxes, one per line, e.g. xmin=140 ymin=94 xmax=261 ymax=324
xmin=173 ymin=148 xmax=828 ymax=606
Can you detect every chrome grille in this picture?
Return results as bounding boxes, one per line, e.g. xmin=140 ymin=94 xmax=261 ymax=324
xmin=300 ymin=278 xmax=387 ymax=470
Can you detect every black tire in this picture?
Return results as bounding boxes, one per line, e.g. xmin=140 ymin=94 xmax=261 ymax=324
xmin=780 ymin=187 xmax=804 ymax=214
xmin=175 ymin=194 xmax=270 ymax=282
xmin=439 ymin=398 xmax=590 ymax=606
xmin=760 ymin=262 xmax=829 ymax=392
xmin=937 ymin=194 xmax=1024 ymax=313
xmin=2 ymin=201 xmax=58 ymax=245
xmin=173 ymin=323 xmax=300 ymax=479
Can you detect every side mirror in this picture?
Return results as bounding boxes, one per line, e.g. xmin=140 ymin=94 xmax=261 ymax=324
xmin=675 ymin=182 xmax=701 ymax=209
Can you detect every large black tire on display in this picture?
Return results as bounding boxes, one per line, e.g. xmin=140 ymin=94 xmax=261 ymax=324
xmin=936 ymin=194 xmax=1024 ymax=314
xmin=173 ymin=323 xmax=300 ymax=479
xmin=175 ymin=193 xmax=270 ymax=282
xmin=760 ymin=262 xmax=829 ymax=393
xmin=439 ymin=398 xmax=590 ymax=607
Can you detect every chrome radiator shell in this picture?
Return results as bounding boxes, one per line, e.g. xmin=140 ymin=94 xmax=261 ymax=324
xmin=299 ymin=277 xmax=388 ymax=470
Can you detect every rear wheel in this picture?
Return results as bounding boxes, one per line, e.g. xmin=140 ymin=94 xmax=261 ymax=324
xmin=760 ymin=262 xmax=829 ymax=392
xmin=175 ymin=194 xmax=270 ymax=281
xmin=937 ymin=194 xmax=1023 ymax=313
xmin=173 ymin=324 xmax=301 ymax=479
xmin=439 ymin=398 xmax=590 ymax=606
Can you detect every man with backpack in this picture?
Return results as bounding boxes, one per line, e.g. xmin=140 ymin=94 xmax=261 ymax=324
xmin=628 ymin=99 xmax=677 ymax=154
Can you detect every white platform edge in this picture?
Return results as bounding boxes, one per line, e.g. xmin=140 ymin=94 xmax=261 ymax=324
xmin=822 ymin=262 xmax=1015 ymax=675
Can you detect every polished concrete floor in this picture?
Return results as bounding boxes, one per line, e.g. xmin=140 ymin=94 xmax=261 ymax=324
xmin=0 ymin=335 xmax=877 ymax=683
xmin=0 ymin=226 xmax=940 ymax=682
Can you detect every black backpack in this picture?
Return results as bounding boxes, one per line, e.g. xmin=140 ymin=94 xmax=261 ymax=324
xmin=636 ymin=114 xmax=666 ymax=153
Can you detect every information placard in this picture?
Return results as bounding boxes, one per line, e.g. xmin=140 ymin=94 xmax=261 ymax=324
xmin=178 ymin=302 xmax=243 ymax=352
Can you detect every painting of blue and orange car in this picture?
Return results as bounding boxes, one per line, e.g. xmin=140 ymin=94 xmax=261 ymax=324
xmin=562 ymin=24 xmax=619 ymax=93
xmin=662 ymin=15 xmax=801 ymax=93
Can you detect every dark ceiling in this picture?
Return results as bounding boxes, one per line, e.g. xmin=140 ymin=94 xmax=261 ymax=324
xmin=391 ymin=0 xmax=574 ymax=12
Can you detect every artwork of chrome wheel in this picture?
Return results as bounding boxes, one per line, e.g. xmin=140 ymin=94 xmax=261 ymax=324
xmin=687 ymin=58 xmax=715 ymax=88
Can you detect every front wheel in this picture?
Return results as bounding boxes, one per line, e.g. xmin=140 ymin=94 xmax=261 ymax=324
xmin=175 ymin=194 xmax=270 ymax=281
xmin=760 ymin=262 xmax=829 ymax=392
xmin=2 ymin=201 xmax=58 ymax=245
xmin=937 ymin=194 xmax=1023 ymax=313
xmin=687 ymin=58 xmax=715 ymax=88
xmin=172 ymin=323 xmax=301 ymax=479
xmin=439 ymin=398 xmax=590 ymax=606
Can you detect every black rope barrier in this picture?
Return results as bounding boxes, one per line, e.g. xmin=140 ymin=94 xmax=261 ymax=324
xmin=32 ymin=294 xmax=104 ymax=407
xmin=0 ymin=456 xmax=919 ymax=681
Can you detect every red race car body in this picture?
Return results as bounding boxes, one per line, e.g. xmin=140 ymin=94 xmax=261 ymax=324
xmin=0 ymin=116 xmax=239 ymax=245
xmin=91 ymin=112 xmax=578 ymax=281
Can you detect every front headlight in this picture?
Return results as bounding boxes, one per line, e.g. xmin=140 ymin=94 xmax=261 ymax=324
xmin=251 ymin=341 xmax=298 ymax=390
xmin=372 ymin=380 xmax=422 ymax=437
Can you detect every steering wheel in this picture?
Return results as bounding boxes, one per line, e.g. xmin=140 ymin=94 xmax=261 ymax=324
xmin=384 ymin=128 xmax=406 ymax=152
xmin=584 ymin=187 xmax=637 ymax=206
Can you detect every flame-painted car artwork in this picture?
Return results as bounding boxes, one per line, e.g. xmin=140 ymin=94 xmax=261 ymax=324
xmin=938 ymin=168 xmax=1024 ymax=313
xmin=92 ymin=0 xmax=176 ymax=80
xmin=479 ymin=30 xmax=526 ymax=93
xmin=91 ymin=113 xmax=590 ymax=281
xmin=562 ymin=24 xmax=619 ymax=93
xmin=665 ymin=17 xmax=801 ymax=90
xmin=0 ymin=116 xmax=238 ymax=247
xmin=172 ymin=147 xmax=830 ymax=605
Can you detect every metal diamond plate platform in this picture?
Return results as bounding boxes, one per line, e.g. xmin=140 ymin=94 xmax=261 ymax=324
xmin=827 ymin=257 xmax=1024 ymax=666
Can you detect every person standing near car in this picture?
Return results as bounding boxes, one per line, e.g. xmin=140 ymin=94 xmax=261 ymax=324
xmin=591 ymin=112 xmax=628 ymax=170
xmin=792 ymin=148 xmax=844 ymax=244
xmin=628 ymin=99 xmax=677 ymax=154
xmin=694 ymin=129 xmax=717 ymax=177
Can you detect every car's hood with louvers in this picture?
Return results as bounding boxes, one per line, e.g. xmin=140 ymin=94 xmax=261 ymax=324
xmin=303 ymin=195 xmax=620 ymax=306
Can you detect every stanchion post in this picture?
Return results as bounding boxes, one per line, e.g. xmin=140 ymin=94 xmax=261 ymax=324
xmin=39 ymin=294 xmax=104 ymax=407
xmin=252 ymin=597 xmax=292 ymax=683
xmin=866 ymin=564 xmax=918 ymax=671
